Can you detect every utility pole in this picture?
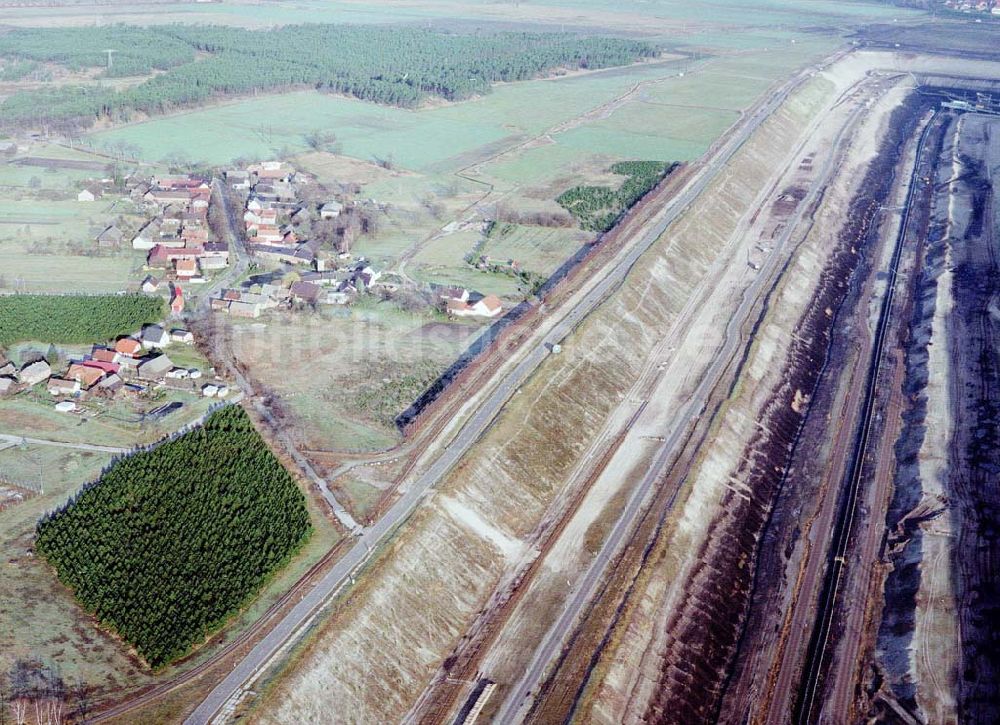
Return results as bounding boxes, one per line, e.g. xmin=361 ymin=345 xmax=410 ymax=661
xmin=104 ymin=49 xmax=116 ymax=71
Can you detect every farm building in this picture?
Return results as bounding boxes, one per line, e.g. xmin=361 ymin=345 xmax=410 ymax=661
xmin=438 ymin=286 xmax=469 ymax=303
xmin=18 ymin=360 xmax=51 ymax=386
xmin=320 ymin=201 xmax=344 ymax=219
xmin=137 ymin=354 xmax=173 ymax=381
xmin=447 ymin=294 xmax=503 ymax=319
xmin=175 ymin=259 xmax=199 ymax=279
xmin=92 ymin=348 xmax=119 ymax=364
xmin=141 ymin=325 xmax=170 ymax=349
xmin=141 ymin=275 xmax=161 ymax=293
xmin=96 ymin=225 xmax=124 ymax=248
xmin=228 ymin=301 xmax=261 ymax=318
xmin=77 ymin=188 xmax=99 ymax=202
xmin=98 ymin=373 xmax=123 ymax=392
xmin=48 ymin=378 xmax=81 ymax=396
xmin=169 ymin=286 xmax=186 ymax=311
xmin=80 ymin=359 xmax=119 ymax=375
xmin=290 ymin=281 xmax=322 ymax=305
xmin=67 ymin=364 xmax=105 ymax=389
xmin=171 ymin=329 xmax=194 ymax=344
xmin=54 ymin=401 xmax=77 ymax=413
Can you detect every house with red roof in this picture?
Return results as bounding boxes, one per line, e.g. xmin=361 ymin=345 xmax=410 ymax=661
xmin=80 ymin=359 xmax=120 ymax=376
xmin=115 ymin=338 xmax=142 ymax=358
xmin=92 ymin=348 xmax=118 ymax=364
xmin=171 ymin=285 xmax=184 ymax=315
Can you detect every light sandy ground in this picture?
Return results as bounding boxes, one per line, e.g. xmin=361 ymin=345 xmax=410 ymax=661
xmin=909 ymin=116 xmax=963 ymax=724
xmin=250 ymin=68 xmax=843 ymax=725
xmin=580 ymin=56 xmax=968 ymax=725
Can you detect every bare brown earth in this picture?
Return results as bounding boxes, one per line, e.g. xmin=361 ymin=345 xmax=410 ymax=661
xmin=509 ymin=64 xmax=1000 ymax=725
xmin=161 ymin=52 xmax=1000 ymax=725
xmin=869 ymin=109 xmax=1000 ymax=725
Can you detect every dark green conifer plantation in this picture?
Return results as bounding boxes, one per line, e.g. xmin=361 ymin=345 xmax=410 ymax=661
xmin=35 ymin=406 xmax=312 ymax=668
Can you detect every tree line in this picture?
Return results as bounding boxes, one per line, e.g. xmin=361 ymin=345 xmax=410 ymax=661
xmin=557 ymin=160 xmax=678 ymax=232
xmin=35 ymin=405 xmax=312 ymax=668
xmin=0 ymin=24 xmax=657 ymax=128
xmin=0 ymin=294 xmax=165 ymax=347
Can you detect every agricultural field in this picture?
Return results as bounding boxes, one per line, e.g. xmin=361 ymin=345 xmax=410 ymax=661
xmin=225 ymin=299 xmax=477 ymax=454
xmin=478 ymin=224 xmax=591 ymax=278
xmin=82 ymin=34 xmax=843 ymax=299
xmin=0 ymin=143 xmax=148 ymax=293
xmin=0 ymin=0 xmax=912 ymax=36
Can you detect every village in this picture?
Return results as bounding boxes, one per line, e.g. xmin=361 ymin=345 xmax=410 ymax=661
xmin=0 ymin=320 xmax=232 ymax=412
xmin=0 ymin=156 xmax=510 ymax=444
xmin=212 ymin=160 xmax=505 ymax=320
xmin=81 ymin=159 xmax=504 ymax=320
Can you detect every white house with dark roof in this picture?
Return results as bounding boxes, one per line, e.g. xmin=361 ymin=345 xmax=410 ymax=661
xmin=141 ymin=325 xmax=170 ymax=349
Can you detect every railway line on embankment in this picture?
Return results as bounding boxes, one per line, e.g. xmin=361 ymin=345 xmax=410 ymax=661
xmin=85 ymin=48 xmax=834 ymax=725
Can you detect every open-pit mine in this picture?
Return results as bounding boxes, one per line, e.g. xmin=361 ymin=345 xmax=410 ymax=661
xmin=179 ymin=48 xmax=1000 ymax=725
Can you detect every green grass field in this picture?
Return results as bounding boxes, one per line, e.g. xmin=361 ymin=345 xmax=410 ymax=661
xmin=0 ymin=0 xmax=912 ymax=34
xmin=227 ymin=300 xmax=477 ymax=456
xmin=0 ymin=154 xmax=145 ymax=292
xmin=84 ymin=41 xmax=813 ymax=173
xmin=483 ymin=224 xmax=591 ymax=276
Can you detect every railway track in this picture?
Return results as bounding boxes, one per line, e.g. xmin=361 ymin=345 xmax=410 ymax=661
xmin=792 ymin=110 xmax=938 ymax=724
xmin=88 ymin=534 xmax=350 ymax=722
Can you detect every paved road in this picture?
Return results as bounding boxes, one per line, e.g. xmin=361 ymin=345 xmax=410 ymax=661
xmin=255 ymin=399 xmax=361 ymax=532
xmin=196 ymin=180 xmax=250 ymax=314
xmin=0 ymin=434 xmax=128 ymax=454
xmin=184 ymin=62 xmax=829 ymax=725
